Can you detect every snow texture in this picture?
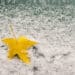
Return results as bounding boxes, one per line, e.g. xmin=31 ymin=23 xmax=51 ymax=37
xmin=0 ymin=4 xmax=75 ymax=75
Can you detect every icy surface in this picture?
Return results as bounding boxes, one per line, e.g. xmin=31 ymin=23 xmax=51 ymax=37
xmin=0 ymin=5 xmax=75 ymax=75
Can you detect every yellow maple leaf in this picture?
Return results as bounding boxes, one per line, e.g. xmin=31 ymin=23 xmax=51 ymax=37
xmin=2 ymin=36 xmax=37 ymax=64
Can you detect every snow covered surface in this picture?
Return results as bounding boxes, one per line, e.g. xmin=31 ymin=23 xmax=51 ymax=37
xmin=0 ymin=5 xmax=75 ymax=75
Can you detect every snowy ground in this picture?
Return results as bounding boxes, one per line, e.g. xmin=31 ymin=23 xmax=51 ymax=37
xmin=0 ymin=5 xmax=75 ymax=75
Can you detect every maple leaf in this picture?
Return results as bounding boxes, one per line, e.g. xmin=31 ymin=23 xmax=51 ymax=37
xmin=2 ymin=36 xmax=37 ymax=64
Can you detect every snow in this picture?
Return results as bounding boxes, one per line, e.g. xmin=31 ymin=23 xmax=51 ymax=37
xmin=0 ymin=5 xmax=75 ymax=75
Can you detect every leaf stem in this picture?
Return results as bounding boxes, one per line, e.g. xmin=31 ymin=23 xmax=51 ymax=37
xmin=9 ymin=24 xmax=16 ymax=39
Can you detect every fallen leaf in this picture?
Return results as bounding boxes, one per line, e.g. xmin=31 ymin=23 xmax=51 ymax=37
xmin=2 ymin=36 xmax=37 ymax=64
